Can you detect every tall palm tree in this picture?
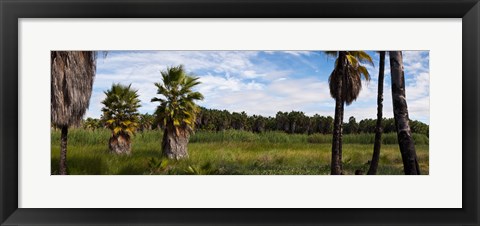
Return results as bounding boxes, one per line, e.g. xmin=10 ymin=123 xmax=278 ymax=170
xmin=368 ymin=51 xmax=386 ymax=175
xmin=101 ymin=84 xmax=141 ymax=155
xmin=389 ymin=51 xmax=421 ymax=175
xmin=51 ymin=51 xmax=97 ymax=175
xmin=151 ymin=65 xmax=204 ymax=159
xmin=326 ymin=51 xmax=373 ymax=175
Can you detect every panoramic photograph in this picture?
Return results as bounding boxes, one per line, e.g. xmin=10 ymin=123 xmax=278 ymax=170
xmin=51 ymin=50 xmax=429 ymax=175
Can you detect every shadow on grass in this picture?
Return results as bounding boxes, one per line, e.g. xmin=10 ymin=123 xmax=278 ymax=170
xmin=51 ymin=156 xmax=105 ymax=175
xmin=133 ymin=149 xmax=162 ymax=159
xmin=343 ymin=163 xmax=406 ymax=175
xmin=117 ymin=164 xmax=146 ymax=175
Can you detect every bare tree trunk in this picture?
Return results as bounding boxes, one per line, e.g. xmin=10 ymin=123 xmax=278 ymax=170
xmin=331 ymin=97 xmax=344 ymax=175
xmin=59 ymin=126 xmax=68 ymax=175
xmin=331 ymin=51 xmax=346 ymax=175
xmin=109 ymin=134 xmax=131 ymax=155
xmin=162 ymin=127 xmax=189 ymax=160
xmin=389 ymin=51 xmax=421 ymax=175
xmin=368 ymin=51 xmax=385 ymax=175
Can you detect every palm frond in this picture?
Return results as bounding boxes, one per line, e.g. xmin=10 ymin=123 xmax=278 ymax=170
xmin=102 ymin=83 xmax=141 ymax=137
xmin=151 ymin=65 xmax=203 ymax=133
xmin=324 ymin=51 xmax=338 ymax=58
xmin=328 ymin=51 xmax=373 ymax=105
xmin=349 ymin=51 xmax=374 ymax=66
xmin=51 ymin=51 xmax=96 ymax=127
xmin=358 ymin=65 xmax=371 ymax=81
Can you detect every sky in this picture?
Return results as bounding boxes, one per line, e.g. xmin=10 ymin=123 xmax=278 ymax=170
xmin=85 ymin=51 xmax=430 ymax=124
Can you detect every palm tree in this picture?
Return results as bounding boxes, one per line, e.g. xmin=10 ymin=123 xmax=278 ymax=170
xmin=231 ymin=112 xmax=248 ymax=130
xmin=139 ymin=113 xmax=155 ymax=132
xmin=51 ymin=51 xmax=97 ymax=175
xmin=389 ymin=51 xmax=421 ymax=175
xmin=83 ymin=117 xmax=100 ymax=131
xmin=101 ymin=84 xmax=141 ymax=155
xmin=367 ymin=51 xmax=386 ymax=175
xmin=151 ymin=65 xmax=204 ymax=160
xmin=326 ymin=51 xmax=373 ymax=175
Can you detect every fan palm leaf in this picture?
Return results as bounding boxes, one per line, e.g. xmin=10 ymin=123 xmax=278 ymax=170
xmin=101 ymin=83 xmax=141 ymax=154
xmin=152 ymin=65 xmax=204 ymax=159
xmin=328 ymin=51 xmax=372 ymax=105
xmin=51 ymin=51 xmax=97 ymax=127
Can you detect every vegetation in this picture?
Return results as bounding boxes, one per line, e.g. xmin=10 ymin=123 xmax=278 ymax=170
xmin=83 ymin=117 xmax=101 ymax=131
xmin=101 ymin=84 xmax=141 ymax=154
xmin=138 ymin=113 xmax=155 ymax=132
xmin=80 ymin=110 xmax=429 ymax=138
xmin=389 ymin=51 xmax=421 ymax=174
xmin=151 ymin=65 xmax=204 ymax=159
xmin=51 ymin=128 xmax=429 ymax=175
xmin=368 ymin=51 xmax=386 ymax=175
xmin=325 ymin=51 xmax=373 ymax=175
xmin=51 ymin=51 xmax=97 ymax=175
xmin=51 ymin=52 xmax=429 ymax=176
xmin=193 ymin=108 xmax=429 ymax=137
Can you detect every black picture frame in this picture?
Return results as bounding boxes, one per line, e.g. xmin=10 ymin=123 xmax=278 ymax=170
xmin=1 ymin=0 xmax=478 ymax=225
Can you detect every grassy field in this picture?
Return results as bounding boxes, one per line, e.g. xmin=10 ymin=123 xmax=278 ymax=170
xmin=51 ymin=129 xmax=429 ymax=175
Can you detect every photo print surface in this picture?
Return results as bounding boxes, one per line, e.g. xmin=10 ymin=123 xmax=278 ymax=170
xmin=51 ymin=50 xmax=429 ymax=175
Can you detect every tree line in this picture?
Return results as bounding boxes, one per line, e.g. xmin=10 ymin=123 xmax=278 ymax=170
xmin=82 ymin=109 xmax=429 ymax=137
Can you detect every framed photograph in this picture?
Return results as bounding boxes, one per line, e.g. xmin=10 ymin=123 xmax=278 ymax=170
xmin=1 ymin=0 xmax=478 ymax=225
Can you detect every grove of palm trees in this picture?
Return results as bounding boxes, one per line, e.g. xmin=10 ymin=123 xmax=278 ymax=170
xmin=51 ymin=50 xmax=429 ymax=175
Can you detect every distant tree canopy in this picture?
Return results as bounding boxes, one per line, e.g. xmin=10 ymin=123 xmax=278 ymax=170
xmin=83 ymin=107 xmax=429 ymax=137
xmin=194 ymin=108 xmax=428 ymax=137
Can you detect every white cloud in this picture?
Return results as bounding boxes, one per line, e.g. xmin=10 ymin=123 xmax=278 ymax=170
xmin=263 ymin=51 xmax=314 ymax=56
xmin=407 ymin=96 xmax=430 ymax=122
xmin=403 ymin=51 xmax=429 ymax=75
xmin=85 ymin=92 xmax=106 ymax=119
xmin=198 ymin=76 xmax=331 ymax=117
xmin=403 ymin=51 xmax=429 ymax=64
xmin=242 ymin=70 xmax=266 ymax=79
xmin=282 ymin=51 xmax=315 ymax=57
xmin=406 ymin=72 xmax=429 ymax=100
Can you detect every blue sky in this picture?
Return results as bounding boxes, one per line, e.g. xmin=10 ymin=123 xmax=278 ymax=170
xmin=85 ymin=51 xmax=430 ymax=124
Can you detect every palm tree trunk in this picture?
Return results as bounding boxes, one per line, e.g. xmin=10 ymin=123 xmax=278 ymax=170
xmin=162 ymin=127 xmax=189 ymax=160
xmin=389 ymin=51 xmax=421 ymax=175
xmin=338 ymin=102 xmax=344 ymax=174
xmin=331 ymin=51 xmax=346 ymax=175
xmin=59 ymin=126 xmax=68 ymax=175
xmin=109 ymin=134 xmax=132 ymax=154
xmin=368 ymin=51 xmax=385 ymax=175
xmin=331 ymin=97 xmax=343 ymax=175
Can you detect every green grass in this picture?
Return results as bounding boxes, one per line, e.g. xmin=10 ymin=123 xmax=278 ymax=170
xmin=51 ymin=128 xmax=429 ymax=175
xmin=307 ymin=132 xmax=429 ymax=145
